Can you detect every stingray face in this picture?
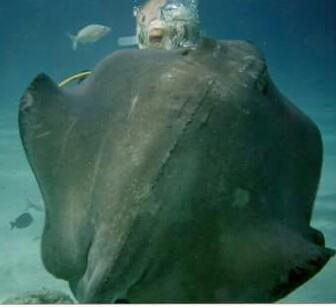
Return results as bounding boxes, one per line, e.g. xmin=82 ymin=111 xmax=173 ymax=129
xmin=135 ymin=0 xmax=200 ymax=49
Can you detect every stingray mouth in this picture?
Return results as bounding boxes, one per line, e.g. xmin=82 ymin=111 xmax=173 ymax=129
xmin=149 ymin=28 xmax=165 ymax=43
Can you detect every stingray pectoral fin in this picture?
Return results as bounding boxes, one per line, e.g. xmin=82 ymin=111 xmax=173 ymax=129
xmin=219 ymin=224 xmax=335 ymax=302
xmin=269 ymin=246 xmax=335 ymax=301
xmin=19 ymin=73 xmax=63 ymax=147
xmin=19 ymin=73 xmax=70 ymax=184
xmin=18 ymin=73 xmax=92 ymax=280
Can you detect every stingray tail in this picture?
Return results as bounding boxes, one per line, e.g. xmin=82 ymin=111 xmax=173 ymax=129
xmin=67 ymin=33 xmax=78 ymax=51
xmin=10 ymin=222 xmax=15 ymax=230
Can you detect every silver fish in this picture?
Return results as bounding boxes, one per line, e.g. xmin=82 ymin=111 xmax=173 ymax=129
xmin=67 ymin=24 xmax=111 ymax=51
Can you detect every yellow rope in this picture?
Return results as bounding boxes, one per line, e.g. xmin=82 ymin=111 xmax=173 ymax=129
xmin=58 ymin=71 xmax=92 ymax=88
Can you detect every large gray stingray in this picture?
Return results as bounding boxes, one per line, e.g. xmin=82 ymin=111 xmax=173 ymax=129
xmin=19 ymin=38 xmax=334 ymax=303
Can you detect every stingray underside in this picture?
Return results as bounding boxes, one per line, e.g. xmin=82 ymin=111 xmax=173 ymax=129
xmin=18 ymin=38 xmax=335 ymax=303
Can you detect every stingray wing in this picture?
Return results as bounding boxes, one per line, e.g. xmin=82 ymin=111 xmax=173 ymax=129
xmin=19 ymin=74 xmax=95 ymax=279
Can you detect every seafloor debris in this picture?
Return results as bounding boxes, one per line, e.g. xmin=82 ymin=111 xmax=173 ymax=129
xmin=2 ymin=289 xmax=74 ymax=304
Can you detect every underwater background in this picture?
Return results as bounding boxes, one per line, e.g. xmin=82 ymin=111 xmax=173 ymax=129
xmin=0 ymin=0 xmax=335 ymax=303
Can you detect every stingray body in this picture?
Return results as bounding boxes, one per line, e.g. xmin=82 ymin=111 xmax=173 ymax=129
xmin=19 ymin=38 xmax=334 ymax=303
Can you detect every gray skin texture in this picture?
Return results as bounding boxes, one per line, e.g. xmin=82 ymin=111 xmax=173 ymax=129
xmin=19 ymin=38 xmax=334 ymax=303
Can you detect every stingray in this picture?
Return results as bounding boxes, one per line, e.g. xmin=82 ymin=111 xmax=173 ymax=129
xmin=18 ymin=38 xmax=334 ymax=303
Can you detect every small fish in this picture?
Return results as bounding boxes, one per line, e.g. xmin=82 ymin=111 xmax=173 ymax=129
xmin=25 ymin=198 xmax=44 ymax=212
xmin=67 ymin=24 xmax=111 ymax=51
xmin=10 ymin=212 xmax=33 ymax=230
